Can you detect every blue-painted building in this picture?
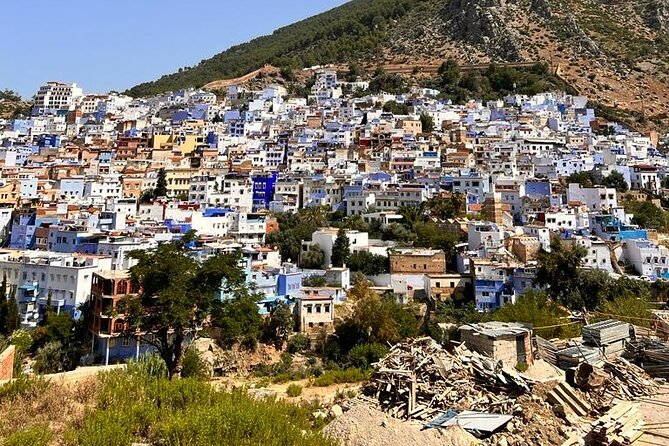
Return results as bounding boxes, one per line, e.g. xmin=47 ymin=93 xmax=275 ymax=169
xmin=252 ymin=172 xmax=277 ymax=211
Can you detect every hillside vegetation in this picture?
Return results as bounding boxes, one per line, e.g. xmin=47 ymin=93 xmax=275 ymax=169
xmin=0 ymin=358 xmax=335 ymax=446
xmin=125 ymin=0 xmax=669 ymax=130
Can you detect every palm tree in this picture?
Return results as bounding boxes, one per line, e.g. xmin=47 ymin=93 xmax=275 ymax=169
xmin=299 ymin=205 xmax=328 ymax=228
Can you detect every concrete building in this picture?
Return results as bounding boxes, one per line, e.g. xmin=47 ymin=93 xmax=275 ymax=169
xmin=295 ymin=293 xmax=334 ymax=334
xmin=459 ymin=322 xmax=533 ymax=367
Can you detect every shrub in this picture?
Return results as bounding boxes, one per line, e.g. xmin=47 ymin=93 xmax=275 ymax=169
xmin=0 ymin=375 xmax=50 ymax=403
xmin=71 ymin=371 xmax=337 ymax=446
xmin=516 ymin=361 xmax=528 ymax=372
xmin=347 ymin=343 xmax=388 ymax=369
xmin=181 ymin=348 xmax=210 ymax=380
xmin=286 ymin=384 xmax=303 ymax=397
xmin=287 ymin=334 xmax=311 ymax=353
xmin=127 ymin=353 xmax=168 ymax=379
xmin=311 ymin=368 xmax=369 ymax=387
xmin=33 ymin=341 xmax=65 ymax=374
xmin=3 ymin=425 xmax=52 ymax=446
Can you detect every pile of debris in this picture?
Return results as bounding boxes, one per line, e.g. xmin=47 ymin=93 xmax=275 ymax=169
xmin=574 ymin=357 xmax=658 ymax=411
xmin=359 ymin=338 xmax=572 ymax=446
xmin=586 ymin=402 xmax=644 ymax=446
xmin=626 ymin=337 xmax=669 ymax=378
xmin=362 ymin=337 xmax=530 ymax=420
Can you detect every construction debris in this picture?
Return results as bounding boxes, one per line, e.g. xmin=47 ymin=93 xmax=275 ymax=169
xmin=583 ymin=320 xmax=630 ymax=347
xmin=363 ymin=337 xmax=530 ymax=421
xmin=574 ymin=358 xmax=658 ymax=411
xmin=586 ymin=402 xmax=644 ymax=446
xmin=359 ymin=338 xmax=572 ymax=445
xmin=348 ymin=332 xmax=662 ymax=446
xmin=625 ymin=337 xmax=669 ymax=378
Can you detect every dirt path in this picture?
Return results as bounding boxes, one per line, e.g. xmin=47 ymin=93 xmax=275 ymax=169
xmin=638 ymin=385 xmax=669 ymax=445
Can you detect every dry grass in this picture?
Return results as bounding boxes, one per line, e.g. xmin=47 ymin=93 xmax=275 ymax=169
xmin=0 ymin=377 xmax=100 ymax=443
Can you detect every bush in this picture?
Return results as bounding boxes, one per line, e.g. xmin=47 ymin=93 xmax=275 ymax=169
xmin=311 ymin=368 xmax=369 ymax=387
xmin=286 ymin=384 xmax=303 ymax=397
xmin=127 ymin=353 xmax=168 ymax=379
xmin=33 ymin=341 xmax=66 ymax=374
xmin=347 ymin=343 xmax=388 ymax=370
xmin=181 ymin=348 xmax=210 ymax=380
xmin=3 ymin=425 xmax=52 ymax=446
xmin=287 ymin=334 xmax=311 ymax=353
xmin=69 ymin=370 xmax=336 ymax=446
xmin=516 ymin=361 xmax=528 ymax=372
xmin=0 ymin=375 xmax=50 ymax=403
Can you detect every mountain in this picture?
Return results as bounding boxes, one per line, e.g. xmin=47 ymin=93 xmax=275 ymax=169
xmin=126 ymin=0 xmax=669 ymax=127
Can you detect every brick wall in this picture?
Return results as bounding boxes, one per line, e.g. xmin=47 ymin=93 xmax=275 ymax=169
xmin=0 ymin=345 xmax=15 ymax=382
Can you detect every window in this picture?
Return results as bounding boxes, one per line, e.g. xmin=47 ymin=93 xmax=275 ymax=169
xmin=316 ymin=305 xmax=321 ymax=313
xmin=306 ymin=305 xmax=312 ymax=314
xmin=121 ymin=337 xmax=130 ymax=347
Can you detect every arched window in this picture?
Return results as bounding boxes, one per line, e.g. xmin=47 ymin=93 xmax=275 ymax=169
xmin=117 ymin=280 xmax=128 ymax=295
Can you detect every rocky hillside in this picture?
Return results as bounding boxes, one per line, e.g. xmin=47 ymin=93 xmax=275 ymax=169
xmin=126 ymin=0 xmax=669 ymax=126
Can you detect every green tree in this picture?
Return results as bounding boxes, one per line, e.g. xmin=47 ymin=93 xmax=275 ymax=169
xmin=154 ymin=168 xmax=168 ymax=198
xmin=336 ymin=281 xmax=419 ymax=351
xmin=118 ymin=232 xmax=245 ymax=378
xmin=426 ymin=193 xmax=466 ymax=220
xmin=563 ymin=171 xmax=594 ymax=188
xmin=5 ymin=286 xmax=19 ymax=335
xmin=534 ymin=238 xmax=588 ymax=309
xmin=300 ymin=244 xmax=325 ymax=269
xmin=302 ymin=275 xmax=328 ymax=287
xmin=211 ymin=289 xmax=263 ymax=349
xmin=420 ymin=113 xmax=435 ymax=133
xmin=438 ymin=58 xmax=461 ymax=86
xmin=602 ymin=171 xmax=628 ymax=193
xmin=397 ymin=205 xmax=424 ymax=231
xmin=346 ymin=62 xmax=364 ymax=81
xmin=382 ymin=100 xmax=409 ymax=115
xmin=346 ymin=251 xmax=389 ymax=276
xmin=34 ymin=341 xmax=66 ymax=374
xmin=331 ymin=228 xmax=350 ymax=267
xmin=264 ymin=302 xmax=295 ymax=347
xmin=492 ymin=290 xmax=579 ymax=339
xmin=381 ymin=223 xmax=416 ymax=243
xmin=624 ymin=199 xmax=669 ymax=231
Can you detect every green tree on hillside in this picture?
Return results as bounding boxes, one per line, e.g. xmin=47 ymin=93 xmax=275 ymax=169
xmin=300 ymin=244 xmax=325 ymax=269
xmin=534 ymin=238 xmax=587 ymax=308
xmin=602 ymin=171 xmax=628 ymax=193
xmin=118 ymin=232 xmax=245 ymax=378
xmin=154 ymin=168 xmax=168 ymax=197
xmin=331 ymin=228 xmax=350 ymax=267
xmin=420 ymin=113 xmax=435 ymax=133
xmin=438 ymin=58 xmax=460 ymax=86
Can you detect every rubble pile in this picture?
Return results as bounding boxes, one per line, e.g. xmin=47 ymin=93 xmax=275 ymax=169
xmin=359 ymin=338 xmax=571 ymax=446
xmin=362 ymin=337 xmax=530 ymax=420
xmin=586 ymin=402 xmax=644 ymax=446
xmin=574 ymin=358 xmax=658 ymax=411
xmin=626 ymin=337 xmax=669 ymax=378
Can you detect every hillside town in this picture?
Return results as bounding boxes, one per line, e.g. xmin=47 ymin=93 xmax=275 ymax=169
xmin=2 ymin=69 xmax=669 ymax=445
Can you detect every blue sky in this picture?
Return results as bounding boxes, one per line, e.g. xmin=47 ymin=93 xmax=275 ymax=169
xmin=1 ymin=0 xmax=349 ymax=98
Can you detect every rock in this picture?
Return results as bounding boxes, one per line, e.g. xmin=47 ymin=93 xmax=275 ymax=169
xmin=497 ymin=436 xmax=509 ymax=446
xmin=331 ymin=404 xmax=344 ymax=418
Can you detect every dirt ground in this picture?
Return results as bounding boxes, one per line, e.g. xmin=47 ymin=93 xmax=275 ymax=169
xmin=638 ymin=385 xmax=669 ymax=446
xmin=213 ymin=376 xmax=362 ymax=404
